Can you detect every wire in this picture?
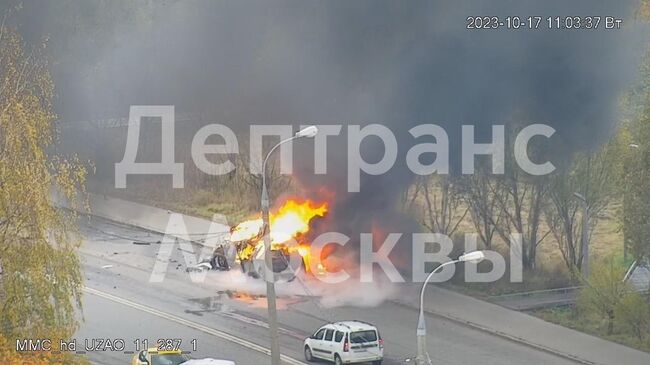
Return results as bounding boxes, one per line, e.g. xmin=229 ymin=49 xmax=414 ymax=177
xmin=276 ymin=253 xmax=338 ymax=324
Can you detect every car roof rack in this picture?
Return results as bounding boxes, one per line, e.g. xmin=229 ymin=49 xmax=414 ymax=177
xmin=332 ymin=320 xmax=374 ymax=328
xmin=332 ymin=322 xmax=351 ymax=329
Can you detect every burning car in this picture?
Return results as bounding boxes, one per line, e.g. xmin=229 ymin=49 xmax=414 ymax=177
xmin=195 ymin=199 xmax=327 ymax=281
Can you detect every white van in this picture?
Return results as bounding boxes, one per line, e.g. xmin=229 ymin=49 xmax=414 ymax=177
xmin=303 ymin=321 xmax=383 ymax=365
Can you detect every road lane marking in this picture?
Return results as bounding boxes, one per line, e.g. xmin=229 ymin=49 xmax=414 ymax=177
xmin=83 ymin=286 xmax=307 ymax=365
xmin=220 ymin=311 xmax=306 ymax=340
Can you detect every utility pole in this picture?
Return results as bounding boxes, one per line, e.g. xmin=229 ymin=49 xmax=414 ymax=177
xmin=261 ymin=185 xmax=281 ymax=365
xmin=260 ymin=126 xmax=318 ymax=365
xmin=581 ymin=202 xmax=590 ymax=278
xmin=574 ymin=192 xmax=590 ymax=278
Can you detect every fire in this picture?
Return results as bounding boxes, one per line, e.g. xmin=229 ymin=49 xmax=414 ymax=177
xmin=230 ymin=219 xmax=264 ymax=242
xmin=229 ymin=198 xmax=327 ymax=247
xmin=269 ymin=199 xmax=327 ymax=244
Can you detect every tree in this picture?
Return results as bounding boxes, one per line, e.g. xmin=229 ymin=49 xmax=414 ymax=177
xmin=419 ymin=175 xmax=468 ymax=236
xmin=616 ymin=291 xmax=650 ymax=345
xmin=622 ymin=120 xmax=650 ymax=263
xmin=546 ymin=137 xmax=621 ymax=276
xmin=621 ymin=3 xmax=650 ymax=263
xmin=0 ymin=333 xmax=63 ymax=365
xmin=636 ymin=0 xmax=650 ymax=21
xmin=491 ymin=173 xmax=549 ymax=270
xmin=622 ymin=61 xmax=650 ymax=263
xmin=577 ymin=257 xmax=631 ymax=335
xmin=460 ymin=167 xmax=505 ymax=250
xmin=0 ymin=11 xmax=86 ymax=363
xmin=467 ymin=131 xmax=550 ymax=270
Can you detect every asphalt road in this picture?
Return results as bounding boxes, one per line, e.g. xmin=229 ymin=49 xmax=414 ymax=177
xmin=75 ymin=217 xmax=578 ymax=365
xmin=75 ymin=292 xmax=270 ymax=364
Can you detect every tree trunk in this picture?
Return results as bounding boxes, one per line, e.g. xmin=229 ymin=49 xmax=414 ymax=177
xmin=607 ymin=309 xmax=615 ymax=335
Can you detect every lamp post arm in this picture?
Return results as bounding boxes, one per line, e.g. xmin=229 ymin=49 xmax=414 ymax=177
xmin=415 ymin=259 xmax=460 ymax=365
xmin=419 ymin=260 xmax=460 ymax=324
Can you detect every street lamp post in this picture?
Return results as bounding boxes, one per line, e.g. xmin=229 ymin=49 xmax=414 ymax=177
xmin=573 ymin=192 xmax=589 ymax=279
xmin=261 ymin=126 xmax=318 ymax=365
xmin=415 ymin=251 xmax=485 ymax=365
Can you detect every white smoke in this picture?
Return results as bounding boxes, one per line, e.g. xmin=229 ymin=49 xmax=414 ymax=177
xmin=197 ymin=264 xmax=399 ymax=308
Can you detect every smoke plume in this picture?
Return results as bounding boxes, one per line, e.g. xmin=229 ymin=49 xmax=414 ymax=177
xmin=8 ymin=0 xmax=648 ymax=274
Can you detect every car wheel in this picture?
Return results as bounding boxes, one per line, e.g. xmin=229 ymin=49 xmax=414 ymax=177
xmin=334 ymin=354 xmax=343 ymax=365
xmin=372 ymin=361 xmax=382 ymax=365
xmin=304 ymin=346 xmax=314 ymax=362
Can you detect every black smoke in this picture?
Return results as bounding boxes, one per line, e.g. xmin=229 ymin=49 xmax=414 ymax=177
xmin=7 ymin=0 xmax=648 ymax=266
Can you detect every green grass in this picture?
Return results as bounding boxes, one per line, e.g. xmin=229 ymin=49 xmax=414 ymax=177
xmin=167 ymin=199 xmax=255 ymax=225
xmin=534 ymin=306 xmax=650 ymax=353
xmin=88 ymin=180 xmax=257 ymax=225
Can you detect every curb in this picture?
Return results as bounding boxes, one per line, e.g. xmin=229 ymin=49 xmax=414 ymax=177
xmin=391 ymin=299 xmax=595 ymax=365
xmin=80 ymin=212 xmax=213 ymax=247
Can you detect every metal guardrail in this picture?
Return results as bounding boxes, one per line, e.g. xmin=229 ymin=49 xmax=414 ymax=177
xmin=488 ymin=286 xmax=583 ymax=311
xmin=489 ymin=268 xmax=650 ymax=311
xmin=489 ymin=286 xmax=584 ymax=300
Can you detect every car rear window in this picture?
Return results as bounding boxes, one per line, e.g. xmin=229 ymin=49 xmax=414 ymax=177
xmin=350 ymin=330 xmax=377 ymax=343
xmin=151 ymin=354 xmax=187 ymax=365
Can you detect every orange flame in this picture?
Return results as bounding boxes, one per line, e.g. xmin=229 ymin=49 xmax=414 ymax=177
xmin=230 ymin=199 xmax=327 ymax=246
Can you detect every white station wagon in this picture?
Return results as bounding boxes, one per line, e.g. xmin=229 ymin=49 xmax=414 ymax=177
xmin=303 ymin=321 xmax=383 ymax=365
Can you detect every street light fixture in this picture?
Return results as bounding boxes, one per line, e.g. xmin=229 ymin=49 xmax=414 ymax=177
xmin=294 ymin=125 xmax=318 ymax=138
xmin=573 ymin=192 xmax=590 ymax=279
xmin=415 ymin=251 xmax=485 ymax=365
xmin=261 ymin=126 xmax=318 ymax=365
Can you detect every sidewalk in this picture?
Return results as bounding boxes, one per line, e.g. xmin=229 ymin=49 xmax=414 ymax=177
xmin=393 ymin=284 xmax=650 ymax=365
xmin=56 ymin=192 xmax=230 ymax=242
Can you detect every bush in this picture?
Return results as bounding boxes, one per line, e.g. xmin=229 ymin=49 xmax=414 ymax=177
xmin=616 ymin=292 xmax=650 ymax=346
xmin=576 ymin=257 xmax=630 ymax=335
